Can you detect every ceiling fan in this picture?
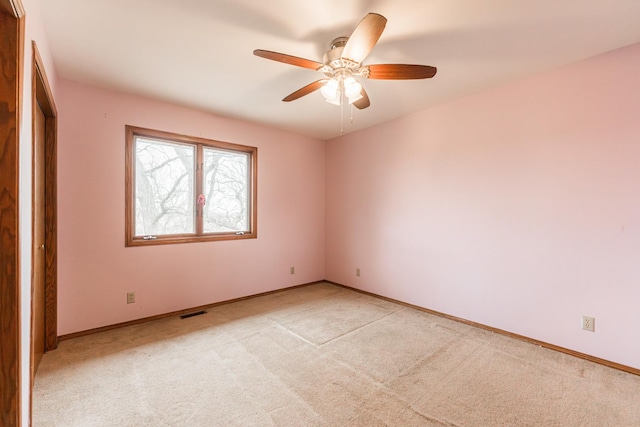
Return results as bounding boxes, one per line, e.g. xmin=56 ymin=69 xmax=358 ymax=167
xmin=253 ymin=13 xmax=437 ymax=109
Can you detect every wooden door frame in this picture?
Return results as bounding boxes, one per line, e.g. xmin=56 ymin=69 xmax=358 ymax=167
xmin=30 ymin=40 xmax=58 ymax=382
xmin=0 ymin=0 xmax=25 ymax=426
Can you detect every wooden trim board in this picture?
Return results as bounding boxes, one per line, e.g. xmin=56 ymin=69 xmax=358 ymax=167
xmin=0 ymin=1 xmax=25 ymax=426
xmin=326 ymin=281 xmax=640 ymax=377
xmin=58 ymin=281 xmax=323 ymax=341
xmin=58 ymin=278 xmax=639 ymax=378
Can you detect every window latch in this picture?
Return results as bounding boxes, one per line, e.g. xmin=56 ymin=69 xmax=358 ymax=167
xmin=235 ymin=231 xmax=245 ymax=235
xmin=142 ymin=235 xmax=157 ymax=240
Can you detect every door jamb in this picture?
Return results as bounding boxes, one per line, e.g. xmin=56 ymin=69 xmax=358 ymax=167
xmin=30 ymin=41 xmax=58 ymax=389
xmin=0 ymin=0 xmax=25 ymax=426
xmin=31 ymin=41 xmax=58 ymax=354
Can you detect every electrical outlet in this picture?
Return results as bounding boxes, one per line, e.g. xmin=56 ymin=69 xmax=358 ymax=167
xmin=356 ymin=268 xmax=360 ymax=277
xmin=127 ymin=292 xmax=135 ymax=304
xmin=290 ymin=266 xmax=295 ymax=274
xmin=582 ymin=315 xmax=595 ymax=332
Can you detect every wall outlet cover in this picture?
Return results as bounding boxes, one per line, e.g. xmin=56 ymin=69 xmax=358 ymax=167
xmin=582 ymin=315 xmax=595 ymax=332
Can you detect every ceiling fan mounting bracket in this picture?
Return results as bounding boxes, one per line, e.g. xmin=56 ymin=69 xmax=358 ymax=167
xmin=329 ymin=37 xmax=349 ymax=50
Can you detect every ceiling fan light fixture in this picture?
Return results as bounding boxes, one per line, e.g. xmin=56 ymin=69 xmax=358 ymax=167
xmin=325 ymin=92 xmax=342 ymax=105
xmin=321 ymin=78 xmax=340 ymax=100
xmin=343 ymin=76 xmax=362 ymax=98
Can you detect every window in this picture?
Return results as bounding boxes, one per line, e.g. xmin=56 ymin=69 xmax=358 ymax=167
xmin=125 ymin=126 xmax=257 ymax=246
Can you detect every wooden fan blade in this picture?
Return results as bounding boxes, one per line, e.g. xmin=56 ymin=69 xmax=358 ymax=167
xmin=366 ymin=64 xmax=437 ymax=80
xmin=341 ymin=13 xmax=387 ymax=64
xmin=283 ymin=80 xmax=327 ymax=102
xmin=353 ymin=86 xmax=370 ymax=109
xmin=253 ymin=49 xmax=324 ymax=71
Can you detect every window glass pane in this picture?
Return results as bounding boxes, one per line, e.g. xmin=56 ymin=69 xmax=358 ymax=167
xmin=203 ymin=147 xmax=249 ymax=233
xmin=134 ymin=137 xmax=195 ymax=236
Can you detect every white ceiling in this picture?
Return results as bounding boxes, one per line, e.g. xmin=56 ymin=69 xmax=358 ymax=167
xmin=38 ymin=0 xmax=640 ymax=140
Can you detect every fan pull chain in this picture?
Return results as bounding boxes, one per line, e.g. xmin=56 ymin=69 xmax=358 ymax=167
xmin=350 ymin=104 xmax=354 ymax=124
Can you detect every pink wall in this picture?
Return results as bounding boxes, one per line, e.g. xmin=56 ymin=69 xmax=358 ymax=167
xmin=55 ymin=39 xmax=640 ymax=370
xmin=57 ymin=80 xmax=325 ymax=335
xmin=326 ymin=43 xmax=640 ymax=369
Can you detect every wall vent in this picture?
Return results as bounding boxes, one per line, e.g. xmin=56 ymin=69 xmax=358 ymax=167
xmin=179 ymin=310 xmax=207 ymax=319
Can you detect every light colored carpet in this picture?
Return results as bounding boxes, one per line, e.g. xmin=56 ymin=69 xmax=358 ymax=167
xmin=32 ymin=282 xmax=640 ymax=426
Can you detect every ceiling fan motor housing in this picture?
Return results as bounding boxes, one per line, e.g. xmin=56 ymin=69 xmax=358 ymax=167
xmin=330 ymin=37 xmax=349 ymax=49
xmin=323 ymin=37 xmax=362 ymax=78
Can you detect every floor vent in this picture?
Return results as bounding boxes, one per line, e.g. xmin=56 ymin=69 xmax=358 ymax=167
xmin=179 ymin=310 xmax=207 ymax=319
